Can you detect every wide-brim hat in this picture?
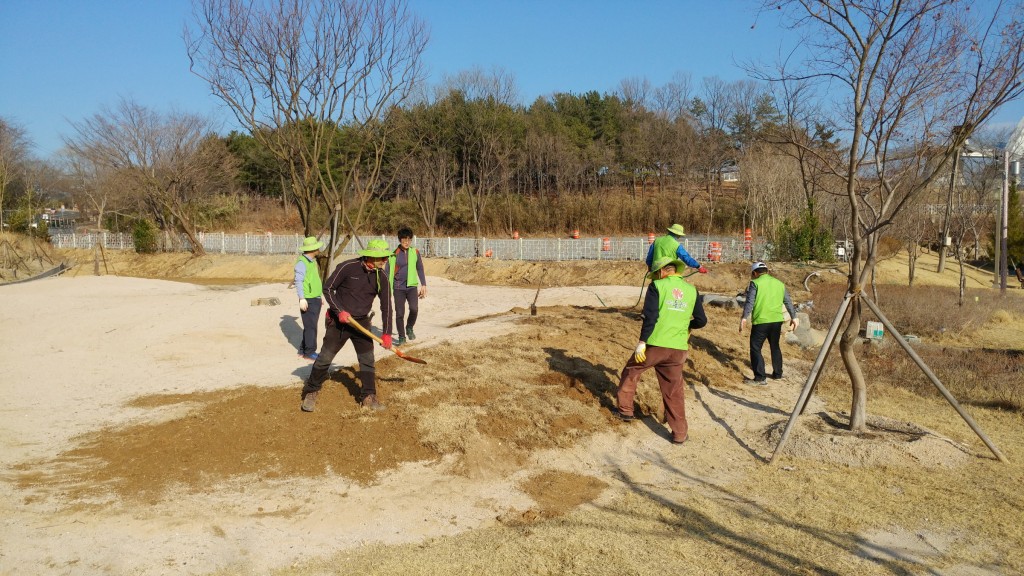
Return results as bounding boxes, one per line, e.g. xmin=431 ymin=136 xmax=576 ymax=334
xmin=358 ymin=238 xmax=392 ymax=258
xmin=666 ymin=223 xmax=686 ymax=236
xmin=299 ymin=236 xmax=324 ymax=252
xmin=751 ymin=261 xmax=769 ymax=273
xmin=649 ymin=257 xmax=685 ymax=279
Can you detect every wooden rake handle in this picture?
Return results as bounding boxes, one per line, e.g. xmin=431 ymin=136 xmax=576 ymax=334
xmin=346 ymin=316 xmax=427 ymax=365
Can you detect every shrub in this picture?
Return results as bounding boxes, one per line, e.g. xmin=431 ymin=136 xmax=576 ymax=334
xmin=774 ymin=205 xmax=835 ymax=262
xmin=133 ymin=219 xmax=159 ymax=254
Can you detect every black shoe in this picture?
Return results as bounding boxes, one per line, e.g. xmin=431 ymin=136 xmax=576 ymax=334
xmin=769 ymin=374 xmax=783 ymax=380
xmin=615 ymin=410 xmax=637 ymax=422
xmin=744 ymin=377 xmax=767 ymax=387
xmin=301 ymin=391 xmax=318 ymax=412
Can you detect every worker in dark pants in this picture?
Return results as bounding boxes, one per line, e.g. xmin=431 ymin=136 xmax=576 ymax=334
xmin=294 ymin=236 xmax=324 ymax=361
xmin=389 ymin=227 xmax=427 ymax=345
xmin=301 ymin=239 xmax=394 ymax=412
xmin=740 ymin=262 xmax=798 ymax=385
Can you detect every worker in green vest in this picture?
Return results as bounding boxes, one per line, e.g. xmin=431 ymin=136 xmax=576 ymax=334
xmin=294 ymin=236 xmax=324 ymax=361
xmin=740 ymin=261 xmax=798 ymax=384
xmin=646 ymin=224 xmax=707 ymax=274
xmin=615 ymin=256 xmax=707 ymax=444
xmin=388 ymin=227 xmax=427 ymax=346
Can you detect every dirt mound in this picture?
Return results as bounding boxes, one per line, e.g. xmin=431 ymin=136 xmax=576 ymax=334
xmin=767 ymin=411 xmax=973 ymax=469
xmin=15 ymin=302 xmax=974 ymax=508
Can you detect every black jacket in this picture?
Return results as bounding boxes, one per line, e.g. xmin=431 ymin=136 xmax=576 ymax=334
xmin=323 ymin=258 xmax=393 ymax=335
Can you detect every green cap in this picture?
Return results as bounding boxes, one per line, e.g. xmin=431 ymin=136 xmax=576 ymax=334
xmin=299 ymin=236 xmax=324 ymax=252
xmin=648 ymin=256 xmax=684 ymax=279
xmin=358 ymin=239 xmax=392 ymax=258
xmin=666 ymin=223 xmax=686 ymax=236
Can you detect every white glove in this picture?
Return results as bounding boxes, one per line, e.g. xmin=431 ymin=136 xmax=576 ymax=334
xmin=299 ymin=298 xmax=308 ymax=312
xmin=634 ymin=342 xmax=647 ymax=364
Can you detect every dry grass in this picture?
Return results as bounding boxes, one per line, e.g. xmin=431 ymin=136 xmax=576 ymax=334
xmin=806 ymin=282 xmax=1024 ymax=340
xmin=803 ymin=282 xmax=1024 ymax=412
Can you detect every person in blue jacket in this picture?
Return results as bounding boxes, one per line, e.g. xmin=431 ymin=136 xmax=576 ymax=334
xmin=645 ymin=224 xmax=707 ymax=274
xmin=294 ymin=236 xmax=324 ymax=361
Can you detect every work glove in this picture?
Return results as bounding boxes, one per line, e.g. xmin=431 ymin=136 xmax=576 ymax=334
xmin=633 ymin=341 xmax=647 ymax=364
xmin=299 ymin=298 xmax=308 ymax=312
xmin=698 ymin=266 xmax=708 ymax=274
xmin=382 ymin=334 xmax=393 ymax=349
xmin=338 ymin=310 xmax=352 ymax=324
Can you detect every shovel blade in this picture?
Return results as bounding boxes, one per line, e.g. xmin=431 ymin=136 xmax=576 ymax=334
xmin=394 ymin=348 xmax=427 ymax=364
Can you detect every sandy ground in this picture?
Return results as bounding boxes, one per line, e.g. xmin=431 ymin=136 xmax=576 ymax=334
xmin=0 ymin=272 xmax=646 ymax=574
xmin=1 ymin=247 xmax=1022 ymax=575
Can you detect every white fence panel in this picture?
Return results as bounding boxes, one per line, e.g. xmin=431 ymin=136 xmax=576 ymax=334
xmin=49 ymin=232 xmax=768 ymax=263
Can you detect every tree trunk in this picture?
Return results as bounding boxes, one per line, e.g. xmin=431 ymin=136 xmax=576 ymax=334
xmin=841 ymin=305 xmax=868 ymax=431
xmin=907 ymin=244 xmax=917 ymax=286
xmin=168 ymin=205 xmax=206 ymax=257
xmin=957 ymin=243 xmax=967 ymax=307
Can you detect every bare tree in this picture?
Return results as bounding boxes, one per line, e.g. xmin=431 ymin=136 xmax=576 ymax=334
xmin=389 ymin=101 xmax=459 ymax=235
xmin=0 ymin=118 xmax=32 ymax=232
xmin=765 ymin=0 xmax=1024 ymax=432
xmin=741 ymin=141 xmax=805 ymax=240
xmin=439 ymin=70 xmax=524 ymax=242
xmin=651 ymin=72 xmax=695 ymax=124
xmin=618 ymin=76 xmax=653 ymax=110
xmin=444 ymin=66 xmax=520 ymax=106
xmin=64 ymin=99 xmax=235 ymax=256
xmin=58 ymin=152 xmax=124 ymax=231
xmin=186 ymin=0 xmax=428 ymax=265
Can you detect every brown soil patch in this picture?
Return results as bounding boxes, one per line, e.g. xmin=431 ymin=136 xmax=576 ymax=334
xmin=513 ymin=470 xmax=609 ymax=523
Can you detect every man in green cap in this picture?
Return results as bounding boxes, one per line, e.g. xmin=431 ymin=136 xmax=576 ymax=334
xmin=645 ymin=223 xmax=707 ymax=274
xmin=740 ymin=261 xmax=799 ymax=384
xmin=294 ymin=236 xmax=324 ymax=361
xmin=615 ymin=256 xmax=707 ymax=444
xmin=301 ymin=238 xmax=394 ymax=412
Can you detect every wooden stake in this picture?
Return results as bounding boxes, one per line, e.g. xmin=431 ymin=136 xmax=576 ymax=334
xmin=770 ymin=292 xmax=852 ymax=464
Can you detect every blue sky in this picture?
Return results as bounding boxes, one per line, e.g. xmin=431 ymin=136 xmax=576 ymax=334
xmin=2 ymin=0 xmax=1021 ymax=158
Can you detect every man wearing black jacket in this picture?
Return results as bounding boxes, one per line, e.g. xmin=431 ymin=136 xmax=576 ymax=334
xmin=301 ymin=239 xmax=394 ymax=412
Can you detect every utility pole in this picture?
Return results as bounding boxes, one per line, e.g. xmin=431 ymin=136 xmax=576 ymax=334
xmin=999 ymin=150 xmax=1015 ymax=296
xmin=937 ymin=134 xmax=960 ymax=274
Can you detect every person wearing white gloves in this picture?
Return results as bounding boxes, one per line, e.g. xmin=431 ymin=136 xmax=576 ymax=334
xmin=615 ymin=256 xmax=707 ymax=444
xmin=294 ymin=236 xmax=324 ymax=361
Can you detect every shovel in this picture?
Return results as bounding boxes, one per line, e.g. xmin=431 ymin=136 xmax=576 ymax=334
xmin=347 ymin=317 xmax=427 ymax=365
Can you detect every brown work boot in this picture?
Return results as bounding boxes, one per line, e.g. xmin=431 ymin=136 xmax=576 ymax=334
xmin=360 ymin=394 xmax=385 ymax=410
xmin=301 ymin=391 xmax=318 ymax=412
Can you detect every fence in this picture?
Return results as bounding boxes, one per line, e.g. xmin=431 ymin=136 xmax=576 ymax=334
xmin=49 ymin=231 xmax=770 ymax=263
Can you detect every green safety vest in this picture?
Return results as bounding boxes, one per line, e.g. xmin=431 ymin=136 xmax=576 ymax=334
xmin=646 ymin=275 xmax=698 ymax=351
xmin=751 ymin=274 xmax=785 ymax=325
xmin=388 ymin=247 xmax=420 ymax=288
xmin=651 ymin=234 xmax=680 ymax=264
xmin=296 ymin=255 xmax=323 ymax=298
